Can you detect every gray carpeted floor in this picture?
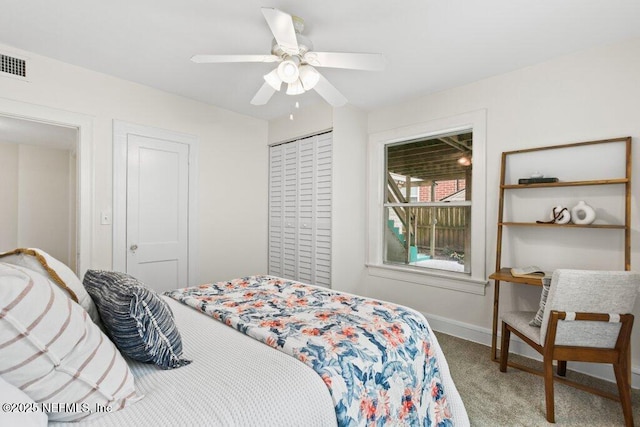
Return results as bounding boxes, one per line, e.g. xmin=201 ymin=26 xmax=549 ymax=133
xmin=435 ymin=332 xmax=640 ymax=426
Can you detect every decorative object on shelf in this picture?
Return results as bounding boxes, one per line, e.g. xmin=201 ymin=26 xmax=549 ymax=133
xmin=518 ymin=177 xmax=559 ymax=184
xmin=536 ymin=205 xmax=571 ymax=224
xmin=536 ymin=206 xmax=571 ymax=224
xmin=571 ymin=200 xmax=596 ymax=225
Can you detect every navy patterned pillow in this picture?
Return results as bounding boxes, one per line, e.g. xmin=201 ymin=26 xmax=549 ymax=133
xmin=83 ymin=270 xmax=191 ymax=369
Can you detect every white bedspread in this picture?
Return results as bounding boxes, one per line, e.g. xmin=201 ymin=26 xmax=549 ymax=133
xmin=50 ymin=297 xmax=468 ymax=426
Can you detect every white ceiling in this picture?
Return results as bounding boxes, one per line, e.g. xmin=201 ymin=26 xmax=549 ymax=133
xmin=1 ymin=0 xmax=639 ymax=121
xmin=0 ymin=116 xmax=77 ymax=149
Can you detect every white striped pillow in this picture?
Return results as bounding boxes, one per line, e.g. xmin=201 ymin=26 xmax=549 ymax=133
xmin=0 ymin=248 xmax=101 ymax=325
xmin=0 ymin=262 xmax=142 ymax=422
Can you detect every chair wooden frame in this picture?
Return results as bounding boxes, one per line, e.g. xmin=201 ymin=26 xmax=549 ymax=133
xmin=500 ymin=310 xmax=635 ymax=427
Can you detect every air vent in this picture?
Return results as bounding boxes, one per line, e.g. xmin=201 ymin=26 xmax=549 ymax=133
xmin=1 ymin=53 xmax=27 ymax=79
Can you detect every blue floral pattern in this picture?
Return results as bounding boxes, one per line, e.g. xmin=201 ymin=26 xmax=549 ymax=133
xmin=166 ymin=275 xmax=453 ymax=426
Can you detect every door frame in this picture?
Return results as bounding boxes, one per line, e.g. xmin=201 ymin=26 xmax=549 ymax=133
xmin=112 ymin=120 xmax=198 ymax=285
xmin=0 ymin=97 xmax=93 ymax=276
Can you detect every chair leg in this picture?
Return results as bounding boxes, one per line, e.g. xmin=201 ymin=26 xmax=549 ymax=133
xmin=613 ymin=356 xmax=634 ymax=427
xmin=626 ymin=345 xmax=632 ymax=385
xmin=544 ymin=354 xmax=555 ymax=423
xmin=557 ymin=360 xmax=567 ymax=377
xmin=499 ymin=321 xmax=510 ymax=372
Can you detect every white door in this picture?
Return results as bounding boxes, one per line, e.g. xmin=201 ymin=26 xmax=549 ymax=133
xmin=126 ymin=135 xmax=189 ymax=292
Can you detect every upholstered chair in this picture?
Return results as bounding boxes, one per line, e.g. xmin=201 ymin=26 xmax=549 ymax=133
xmin=499 ymin=269 xmax=640 ymax=426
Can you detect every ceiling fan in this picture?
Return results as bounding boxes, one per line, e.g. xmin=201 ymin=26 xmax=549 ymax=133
xmin=191 ymin=7 xmax=385 ymax=107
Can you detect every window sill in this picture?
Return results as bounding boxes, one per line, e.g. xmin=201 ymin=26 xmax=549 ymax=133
xmin=366 ymin=263 xmax=487 ymax=295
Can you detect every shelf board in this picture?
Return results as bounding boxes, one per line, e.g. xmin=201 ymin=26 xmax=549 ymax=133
xmin=499 ymin=222 xmax=626 ymax=229
xmin=489 ymin=268 xmax=543 ymax=286
xmin=501 ymin=178 xmax=628 ymax=189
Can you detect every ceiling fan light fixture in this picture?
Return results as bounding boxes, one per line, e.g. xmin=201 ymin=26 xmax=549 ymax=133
xmin=277 ymin=56 xmax=300 ymax=83
xmin=298 ymin=65 xmax=320 ymax=90
xmin=263 ymin=69 xmax=283 ymax=91
xmin=286 ymin=79 xmax=305 ymax=95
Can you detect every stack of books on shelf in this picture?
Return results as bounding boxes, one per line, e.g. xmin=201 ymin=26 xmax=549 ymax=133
xmin=510 ymin=266 xmax=549 ymax=279
xmin=518 ymin=177 xmax=559 ymax=184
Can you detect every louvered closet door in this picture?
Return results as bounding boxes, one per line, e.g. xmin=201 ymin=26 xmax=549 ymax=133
xmin=268 ymin=133 xmax=332 ymax=288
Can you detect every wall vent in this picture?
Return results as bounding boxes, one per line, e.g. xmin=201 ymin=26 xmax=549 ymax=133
xmin=1 ymin=53 xmax=27 ymax=79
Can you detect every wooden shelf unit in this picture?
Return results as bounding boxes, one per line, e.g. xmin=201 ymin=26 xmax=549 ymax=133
xmin=489 ymin=136 xmax=632 ymax=362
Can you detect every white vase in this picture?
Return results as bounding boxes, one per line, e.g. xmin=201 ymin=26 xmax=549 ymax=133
xmin=571 ymin=201 xmax=596 ymax=225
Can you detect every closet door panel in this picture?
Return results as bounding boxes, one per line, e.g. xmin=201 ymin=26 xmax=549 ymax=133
xmin=314 ymin=134 xmax=332 ymax=288
xmin=268 ymin=145 xmax=284 ymax=277
xmin=297 ymin=138 xmax=316 ymax=284
xmin=282 ymin=143 xmax=299 ymax=280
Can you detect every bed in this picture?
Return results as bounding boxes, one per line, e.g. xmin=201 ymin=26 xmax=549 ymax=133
xmin=0 ymin=249 xmax=469 ymax=426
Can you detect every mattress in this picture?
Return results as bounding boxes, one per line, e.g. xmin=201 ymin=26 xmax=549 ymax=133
xmin=50 ymin=296 xmax=469 ymax=426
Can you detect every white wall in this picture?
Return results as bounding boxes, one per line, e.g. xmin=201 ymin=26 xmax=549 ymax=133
xmin=0 ymin=42 xmax=269 ymax=283
xmin=17 ymin=144 xmax=72 ymax=264
xmin=365 ymin=37 xmax=640 ymax=383
xmin=331 ymin=106 xmax=368 ymax=295
xmin=268 ymin=103 xmax=332 ymax=144
xmin=68 ymin=151 xmax=77 ymax=271
xmin=0 ymin=142 xmax=19 ymax=249
xmin=0 ymin=142 xmax=74 ymax=266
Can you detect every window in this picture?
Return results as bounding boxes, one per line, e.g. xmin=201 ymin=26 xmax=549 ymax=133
xmin=384 ymin=132 xmax=472 ymax=274
xmin=367 ymin=110 xmax=487 ymax=294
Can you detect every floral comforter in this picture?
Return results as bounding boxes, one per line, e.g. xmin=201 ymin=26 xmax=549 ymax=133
xmin=165 ymin=275 xmax=452 ymax=426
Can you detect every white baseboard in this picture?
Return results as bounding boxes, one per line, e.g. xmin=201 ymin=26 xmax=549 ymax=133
xmin=423 ymin=312 xmax=640 ymax=389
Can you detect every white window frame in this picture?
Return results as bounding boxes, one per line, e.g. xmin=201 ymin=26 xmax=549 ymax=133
xmin=366 ymin=110 xmax=487 ymax=295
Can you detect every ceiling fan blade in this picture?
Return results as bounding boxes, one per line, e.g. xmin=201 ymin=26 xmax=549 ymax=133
xmin=261 ymin=7 xmax=299 ymax=56
xmin=304 ymin=52 xmax=386 ymax=71
xmin=191 ymin=54 xmax=280 ymax=63
xmin=251 ymin=81 xmax=277 ymax=105
xmin=313 ymin=73 xmax=347 ymax=107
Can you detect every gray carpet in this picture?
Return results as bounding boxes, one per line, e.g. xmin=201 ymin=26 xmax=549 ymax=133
xmin=435 ymin=332 xmax=639 ymax=426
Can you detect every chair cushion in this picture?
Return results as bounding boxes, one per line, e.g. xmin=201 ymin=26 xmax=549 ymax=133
xmin=83 ymin=270 xmax=191 ymax=370
xmin=502 ymin=311 xmax=541 ymax=345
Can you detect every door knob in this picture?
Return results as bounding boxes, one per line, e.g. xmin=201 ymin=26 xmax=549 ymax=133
xmin=130 ymin=244 xmax=138 ymax=252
